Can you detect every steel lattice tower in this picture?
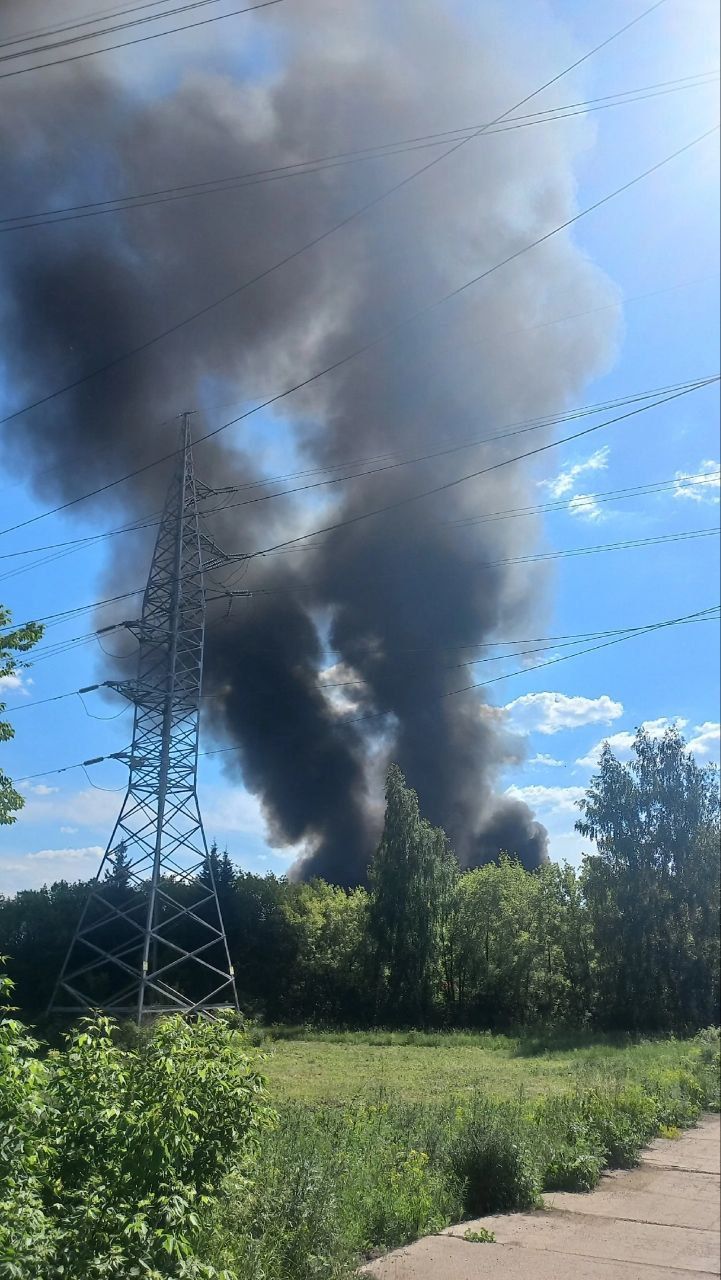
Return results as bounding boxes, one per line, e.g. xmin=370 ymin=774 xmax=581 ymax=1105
xmin=50 ymin=415 xmax=241 ymax=1022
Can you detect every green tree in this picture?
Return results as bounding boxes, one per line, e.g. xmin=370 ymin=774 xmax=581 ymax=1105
xmin=577 ymin=726 xmax=721 ymax=1029
xmin=368 ymin=765 xmax=458 ymax=1023
xmin=1 ymin=607 xmax=43 ymax=825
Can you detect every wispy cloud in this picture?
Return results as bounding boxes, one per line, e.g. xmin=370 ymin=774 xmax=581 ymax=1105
xmin=26 ymin=846 xmax=103 ymax=863
xmin=540 ymin=446 xmax=610 ymax=501
xmin=528 ymin=753 xmax=566 ymax=767
xmin=687 ymin=721 xmax=720 ymax=757
xmin=673 ymin=461 xmax=720 ymax=504
xmin=506 ymin=783 xmax=585 ymax=816
xmin=17 ymin=786 xmax=120 ymax=828
xmin=0 ymin=671 xmax=32 ymax=696
xmin=576 ymin=716 xmax=690 ymax=768
xmin=567 ymin=493 xmax=603 ymax=521
xmin=504 ymin=690 xmax=623 ymax=736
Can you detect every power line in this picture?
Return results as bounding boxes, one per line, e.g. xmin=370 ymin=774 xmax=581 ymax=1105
xmin=0 ymin=0 xmax=245 ymax=60
xmin=0 ymin=0 xmax=671 ymax=436
xmin=2 ymin=274 xmax=713 ymax=504
xmin=0 ymin=0 xmax=239 ymax=60
xmin=3 ymin=71 xmax=716 ymax=234
xmin=2 ymin=127 xmax=717 ymax=546
xmin=240 ymin=379 xmax=718 ymax=562
xmin=7 ymin=608 xmax=719 ymax=713
xmin=450 ymin=470 xmax=721 ymax=528
xmin=0 ymin=0 xmax=285 ymax=81
xmin=1 ymin=383 xmax=713 ymax=576
xmin=11 ymin=603 xmax=716 ymax=783
xmin=3 ymin=513 xmax=716 ymax=648
xmin=201 ymin=607 xmax=721 ymax=741
xmin=0 ymin=0 xmax=196 ymax=48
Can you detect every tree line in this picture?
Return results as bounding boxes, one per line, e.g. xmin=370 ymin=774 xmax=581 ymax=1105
xmin=1 ymin=727 xmax=718 ymax=1032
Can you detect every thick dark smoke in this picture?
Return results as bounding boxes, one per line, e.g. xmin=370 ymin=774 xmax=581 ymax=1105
xmin=0 ymin=0 xmax=619 ymax=881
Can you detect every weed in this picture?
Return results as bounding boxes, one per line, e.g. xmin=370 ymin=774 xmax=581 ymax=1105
xmin=449 ymin=1102 xmax=541 ymax=1214
xmin=463 ymin=1227 xmax=496 ymax=1243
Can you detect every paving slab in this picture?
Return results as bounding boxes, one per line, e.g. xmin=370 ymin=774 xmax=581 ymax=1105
xmin=361 ymin=1114 xmax=721 ymax=1279
xmin=644 ymin=1116 xmax=720 ymax=1175
xmin=443 ymin=1210 xmax=718 ymax=1272
xmin=599 ymin=1165 xmax=720 ymax=1206
xmin=545 ymin=1185 xmax=719 ymax=1231
xmin=362 ymin=1235 xmax=719 ymax=1280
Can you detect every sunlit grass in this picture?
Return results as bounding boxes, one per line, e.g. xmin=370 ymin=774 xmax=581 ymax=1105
xmin=252 ymin=1026 xmax=699 ymax=1104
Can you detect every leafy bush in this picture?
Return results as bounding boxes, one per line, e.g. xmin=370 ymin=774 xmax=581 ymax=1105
xmin=542 ymin=1145 xmax=604 ymax=1192
xmin=449 ymin=1102 xmax=541 ymax=1214
xmin=207 ymin=1101 xmax=458 ymax=1280
xmin=0 ymin=970 xmax=53 ymax=1279
xmin=690 ymin=1027 xmax=720 ymax=1112
xmin=0 ymin=992 xmax=270 ymax=1280
xmin=578 ymin=1084 xmax=659 ymax=1168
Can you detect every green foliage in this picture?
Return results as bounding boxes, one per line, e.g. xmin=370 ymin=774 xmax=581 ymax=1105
xmin=206 ymin=1101 xmax=458 ymax=1280
xmin=206 ymin=1031 xmax=721 ymax=1279
xmin=449 ymin=1102 xmax=541 ymax=1215
xmin=0 ymin=607 xmax=43 ymax=826
xmin=0 ymin=966 xmax=53 ymax=1278
xmin=463 ymin=1227 xmax=496 ymax=1243
xmin=691 ymin=1027 xmax=721 ymax=1111
xmin=1 ymin=739 xmax=718 ymax=1036
xmin=368 ymin=765 xmax=459 ymax=1023
xmin=0 ymin=988 xmax=270 ymax=1280
xmin=578 ymin=726 xmax=721 ymax=1030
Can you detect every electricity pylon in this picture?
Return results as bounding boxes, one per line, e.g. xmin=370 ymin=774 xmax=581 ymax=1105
xmin=50 ymin=414 xmax=245 ymax=1023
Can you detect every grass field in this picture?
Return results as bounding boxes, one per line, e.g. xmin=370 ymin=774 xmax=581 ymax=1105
xmin=254 ymin=1027 xmax=702 ymax=1103
xmin=205 ymin=1027 xmax=720 ymax=1279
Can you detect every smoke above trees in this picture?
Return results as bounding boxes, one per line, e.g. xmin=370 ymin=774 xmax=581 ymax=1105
xmin=0 ymin=0 xmax=621 ymax=882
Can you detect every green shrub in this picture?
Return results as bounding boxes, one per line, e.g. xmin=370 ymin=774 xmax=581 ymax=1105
xmin=543 ymin=1145 xmax=604 ymax=1191
xmin=206 ymin=1101 xmax=458 ymax=1280
xmin=579 ymin=1084 xmax=659 ymax=1168
xmin=0 ymin=1001 xmax=270 ymax=1280
xmin=449 ymin=1103 xmax=541 ymax=1214
xmin=690 ymin=1028 xmax=720 ymax=1112
xmin=532 ymin=1094 xmax=603 ymax=1192
xmin=0 ymin=969 xmax=54 ymax=1279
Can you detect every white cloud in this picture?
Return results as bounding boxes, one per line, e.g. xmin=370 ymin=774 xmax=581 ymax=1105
xmin=26 ymin=846 xmax=103 ymax=863
xmin=0 ymin=671 xmax=32 ymax=696
xmin=504 ymin=691 xmax=623 ymax=736
xmin=17 ymin=787 xmax=121 ymax=828
xmin=60 ymin=826 xmax=78 ymax=835
xmin=506 ymin=783 xmax=585 ymax=816
xmin=541 ymin=446 xmax=610 ymax=500
xmin=673 ymin=461 xmax=720 ymax=504
xmin=576 ymin=716 xmax=690 ymax=768
xmin=23 ymin=783 xmax=59 ymax=797
xmin=0 ymin=847 xmax=103 ymax=893
xmin=687 ymin=722 xmax=721 ymax=758
xmin=202 ymin=786 xmax=268 ymax=836
xmin=567 ymin=493 xmax=604 ymax=521
xmin=528 ymin=753 xmax=565 ymax=767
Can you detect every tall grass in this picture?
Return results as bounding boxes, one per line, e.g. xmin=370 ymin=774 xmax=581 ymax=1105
xmin=204 ymin=1028 xmax=719 ymax=1280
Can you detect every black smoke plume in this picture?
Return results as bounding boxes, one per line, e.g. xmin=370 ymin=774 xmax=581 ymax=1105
xmin=0 ymin=0 xmax=619 ymax=881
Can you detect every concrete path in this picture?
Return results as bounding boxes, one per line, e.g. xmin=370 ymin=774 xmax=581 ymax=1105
xmin=362 ymin=1114 xmax=720 ymax=1280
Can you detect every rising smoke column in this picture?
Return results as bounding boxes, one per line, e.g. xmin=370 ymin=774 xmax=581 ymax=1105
xmin=0 ymin=0 xmax=620 ymax=882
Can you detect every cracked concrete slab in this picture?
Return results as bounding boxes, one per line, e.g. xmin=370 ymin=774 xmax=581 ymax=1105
xmin=361 ymin=1114 xmax=721 ymax=1279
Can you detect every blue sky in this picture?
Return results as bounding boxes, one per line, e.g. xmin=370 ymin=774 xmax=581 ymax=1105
xmin=0 ymin=0 xmax=719 ymax=891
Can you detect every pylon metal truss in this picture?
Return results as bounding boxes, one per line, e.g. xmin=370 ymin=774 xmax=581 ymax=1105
xmin=50 ymin=415 xmax=244 ymax=1023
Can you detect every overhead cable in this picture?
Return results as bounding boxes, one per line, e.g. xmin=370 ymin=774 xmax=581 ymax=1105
xmin=11 ymin=602 xmax=716 ymax=783
xmin=2 ymin=128 xmax=717 ymax=542
xmin=2 ymin=71 xmax=716 ymax=234
xmin=0 ymin=0 xmax=285 ymax=81
xmin=0 ymin=0 xmax=674 ymax=437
